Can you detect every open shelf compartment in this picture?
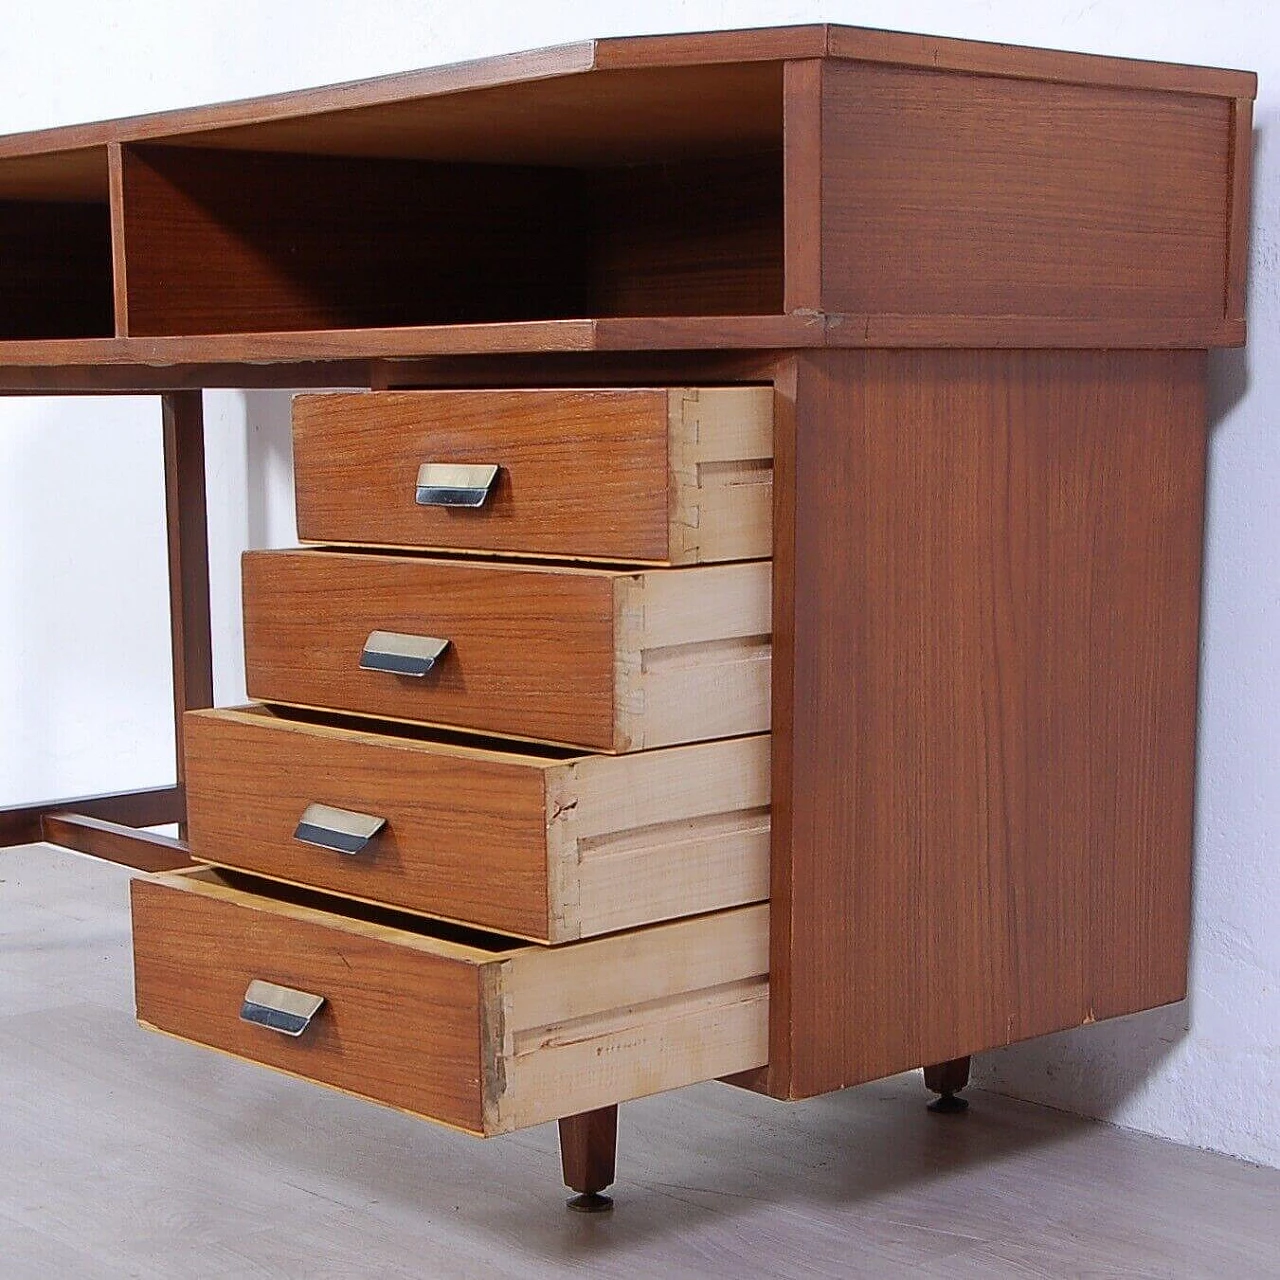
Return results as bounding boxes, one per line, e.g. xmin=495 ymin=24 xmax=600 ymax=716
xmin=0 ymin=147 xmax=115 ymax=340
xmin=113 ymin=62 xmax=787 ymax=337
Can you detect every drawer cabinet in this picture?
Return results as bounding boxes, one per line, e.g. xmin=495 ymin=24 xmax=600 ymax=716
xmin=243 ymin=550 xmax=772 ymax=751
xmin=163 ymin=374 xmax=773 ymax=1198
xmin=132 ymin=868 xmax=769 ymax=1136
xmin=293 ymin=386 xmax=774 ymax=564
xmin=184 ymin=706 xmax=770 ymax=941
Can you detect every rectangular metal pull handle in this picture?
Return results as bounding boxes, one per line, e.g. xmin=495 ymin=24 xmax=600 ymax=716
xmin=415 ymin=463 xmax=499 ymax=508
xmin=240 ymin=980 xmax=325 ymax=1037
xmin=294 ymin=802 xmax=386 ymax=855
xmin=359 ymin=630 xmax=449 ymax=677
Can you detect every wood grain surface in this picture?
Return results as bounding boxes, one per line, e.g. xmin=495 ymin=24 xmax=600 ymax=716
xmin=132 ymin=870 xmax=493 ymax=1133
xmin=293 ymin=386 xmax=772 ymax=563
xmin=545 ymin=731 xmax=771 ymax=940
xmin=38 ymin=815 xmax=192 ymax=873
xmin=559 ymin=1107 xmax=618 ymax=1196
xmin=132 ymin=868 xmax=769 ymax=1136
xmin=492 ymin=900 xmax=769 ymax=1132
xmin=0 ymin=316 xmax=823 ymax=376
xmin=1226 ymin=96 xmax=1254 ymax=323
xmin=186 ymin=707 xmax=770 ymax=942
xmin=294 ymin=388 xmax=671 ymax=559
xmin=184 ymin=708 xmax=558 ymax=940
xmin=0 ymin=309 xmax=1247 ymax=380
xmin=817 ymin=63 xmax=1234 ymax=325
xmin=0 ymin=784 xmax=184 ymax=847
xmin=582 ymin=153 xmax=783 ymax=317
xmin=242 ymin=551 xmax=771 ymax=751
xmin=0 ymin=26 xmax=1250 ymax=170
xmin=781 ymin=61 xmax=823 ymax=315
xmin=746 ymin=355 xmax=799 ymax=1101
xmin=667 ymin=386 xmax=775 ymax=564
xmin=162 ymin=389 xmax=213 ymax=837
xmin=613 ymin=560 xmax=773 ymax=751
xmin=243 ymin=550 xmax=618 ymax=749
xmin=768 ymin=348 xmax=1207 ymax=1098
xmin=0 ymin=147 xmax=109 ymax=200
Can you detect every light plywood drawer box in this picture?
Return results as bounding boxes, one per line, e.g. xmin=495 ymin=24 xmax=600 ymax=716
xmin=292 ymin=387 xmax=773 ymax=564
xmin=242 ymin=549 xmax=771 ymax=752
xmin=185 ymin=706 xmax=770 ymax=943
xmin=132 ymin=868 xmax=769 ymax=1136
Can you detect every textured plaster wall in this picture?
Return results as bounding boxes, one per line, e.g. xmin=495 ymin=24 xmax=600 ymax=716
xmin=0 ymin=1 xmax=1275 ymax=1168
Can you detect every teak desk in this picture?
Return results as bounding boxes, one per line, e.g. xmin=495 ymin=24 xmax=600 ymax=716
xmin=0 ymin=25 xmax=1254 ymax=1210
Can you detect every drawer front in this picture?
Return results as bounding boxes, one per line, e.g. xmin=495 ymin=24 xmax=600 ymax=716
xmin=242 ymin=549 xmax=772 ymax=751
xmin=132 ymin=869 xmax=769 ymax=1136
xmin=185 ymin=707 xmax=771 ymax=942
xmin=244 ymin=549 xmax=614 ymax=748
xmin=292 ymin=387 xmax=773 ymax=565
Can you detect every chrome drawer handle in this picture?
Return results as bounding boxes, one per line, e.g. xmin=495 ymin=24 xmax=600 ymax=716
xmin=415 ymin=463 xmax=499 ymax=508
xmin=359 ymin=630 xmax=449 ymax=677
xmin=240 ymin=980 xmax=325 ymax=1037
xmin=293 ymin=802 xmax=386 ymax=855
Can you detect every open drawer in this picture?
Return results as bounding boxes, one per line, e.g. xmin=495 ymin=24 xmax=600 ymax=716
xmin=242 ymin=550 xmax=772 ymax=752
xmin=131 ymin=868 xmax=768 ymax=1136
xmin=185 ymin=706 xmax=770 ymax=943
xmin=291 ymin=386 xmax=773 ymax=565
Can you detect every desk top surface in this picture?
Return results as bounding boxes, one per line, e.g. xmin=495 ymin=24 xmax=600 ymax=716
xmin=0 ymin=24 xmax=1254 ymax=166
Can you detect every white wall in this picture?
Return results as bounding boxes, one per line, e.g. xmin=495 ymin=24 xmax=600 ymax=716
xmin=1 ymin=1 xmax=1275 ymax=1168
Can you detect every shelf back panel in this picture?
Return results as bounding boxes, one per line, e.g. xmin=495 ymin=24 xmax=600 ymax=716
xmin=0 ymin=200 xmax=114 ymax=340
xmin=115 ymin=145 xmax=784 ymax=335
xmin=117 ymin=145 xmax=592 ymax=337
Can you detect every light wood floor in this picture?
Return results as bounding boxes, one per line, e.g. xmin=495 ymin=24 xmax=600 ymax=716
xmin=1 ymin=844 xmax=1276 ymax=1279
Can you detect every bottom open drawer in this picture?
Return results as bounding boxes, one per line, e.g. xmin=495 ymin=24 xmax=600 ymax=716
xmin=131 ymin=868 xmax=768 ymax=1136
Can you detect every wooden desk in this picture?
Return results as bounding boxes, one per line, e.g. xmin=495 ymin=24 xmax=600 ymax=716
xmin=0 ymin=24 xmax=1255 ymax=1209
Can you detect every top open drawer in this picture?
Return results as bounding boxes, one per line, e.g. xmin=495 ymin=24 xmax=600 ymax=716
xmin=292 ymin=386 xmax=773 ymax=564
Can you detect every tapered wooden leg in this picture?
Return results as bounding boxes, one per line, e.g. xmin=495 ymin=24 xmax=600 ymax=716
xmin=923 ymin=1056 xmax=971 ymax=1113
xmin=558 ymin=1105 xmax=618 ymax=1212
xmin=162 ymin=390 xmax=213 ymax=839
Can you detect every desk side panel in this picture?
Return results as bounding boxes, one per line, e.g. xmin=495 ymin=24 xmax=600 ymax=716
xmin=776 ymin=349 xmax=1206 ymax=1097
